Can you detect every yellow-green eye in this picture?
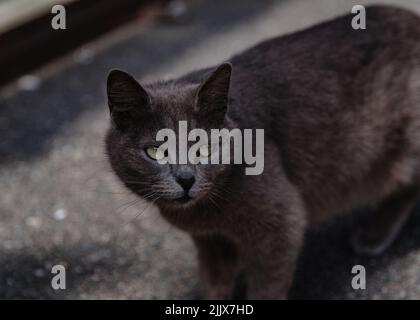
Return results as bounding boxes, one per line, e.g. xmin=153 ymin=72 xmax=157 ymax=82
xmin=198 ymin=144 xmax=216 ymax=158
xmin=145 ymin=146 xmax=165 ymax=161
xmin=145 ymin=146 xmax=158 ymax=160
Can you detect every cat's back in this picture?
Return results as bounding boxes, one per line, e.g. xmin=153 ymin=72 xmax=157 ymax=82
xmin=227 ymin=5 xmax=420 ymax=127
xmin=226 ymin=5 xmax=420 ymax=218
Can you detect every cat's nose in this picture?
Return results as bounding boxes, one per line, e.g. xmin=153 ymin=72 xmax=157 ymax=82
xmin=176 ymin=174 xmax=196 ymax=192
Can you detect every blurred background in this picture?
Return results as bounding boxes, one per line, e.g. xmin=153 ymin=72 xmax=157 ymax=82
xmin=1 ymin=0 xmax=420 ymax=299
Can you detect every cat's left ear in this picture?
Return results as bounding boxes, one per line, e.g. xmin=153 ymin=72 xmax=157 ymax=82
xmin=195 ymin=63 xmax=232 ymax=120
xmin=107 ymin=69 xmax=151 ymax=128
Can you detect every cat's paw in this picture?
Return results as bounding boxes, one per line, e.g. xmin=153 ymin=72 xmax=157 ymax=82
xmin=349 ymin=229 xmax=394 ymax=256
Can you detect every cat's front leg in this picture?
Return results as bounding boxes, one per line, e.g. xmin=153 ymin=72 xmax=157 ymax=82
xmin=192 ymin=234 xmax=240 ymax=300
xmin=242 ymin=212 xmax=306 ymax=300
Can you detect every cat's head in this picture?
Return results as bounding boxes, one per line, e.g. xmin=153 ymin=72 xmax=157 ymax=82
xmin=105 ymin=63 xmax=236 ymax=211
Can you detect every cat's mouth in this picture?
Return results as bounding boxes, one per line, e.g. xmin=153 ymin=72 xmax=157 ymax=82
xmin=175 ymin=194 xmax=193 ymax=203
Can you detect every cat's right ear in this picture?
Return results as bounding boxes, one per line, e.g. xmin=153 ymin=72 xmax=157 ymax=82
xmin=195 ymin=63 xmax=232 ymax=124
xmin=107 ymin=69 xmax=151 ymax=128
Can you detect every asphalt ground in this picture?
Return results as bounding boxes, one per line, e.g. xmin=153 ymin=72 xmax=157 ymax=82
xmin=1 ymin=0 xmax=420 ymax=299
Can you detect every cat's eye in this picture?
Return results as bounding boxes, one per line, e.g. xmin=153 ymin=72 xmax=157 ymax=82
xmin=145 ymin=146 xmax=165 ymax=161
xmin=198 ymin=144 xmax=216 ymax=158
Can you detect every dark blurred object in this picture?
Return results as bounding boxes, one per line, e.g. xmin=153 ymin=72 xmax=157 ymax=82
xmin=0 ymin=0 xmax=171 ymax=89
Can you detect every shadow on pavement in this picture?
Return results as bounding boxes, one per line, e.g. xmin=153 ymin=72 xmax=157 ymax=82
xmin=0 ymin=241 xmax=136 ymax=299
xmin=290 ymin=206 xmax=420 ymax=299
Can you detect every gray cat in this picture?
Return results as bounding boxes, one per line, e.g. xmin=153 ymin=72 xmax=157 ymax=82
xmin=105 ymin=6 xmax=420 ymax=299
